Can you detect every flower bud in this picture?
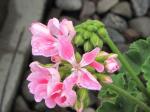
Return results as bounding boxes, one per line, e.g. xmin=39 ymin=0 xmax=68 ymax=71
xmin=84 ymin=41 xmax=93 ymax=52
xmin=90 ymin=33 xmax=103 ymax=48
xmin=94 ymin=73 xmax=112 ymax=84
xmin=98 ymin=28 xmax=109 ymax=39
xmin=83 ymin=31 xmax=91 ymax=40
xmin=96 ymin=51 xmax=109 ymax=62
xmin=101 ymin=75 xmax=113 ymax=84
xmin=74 ymin=35 xmax=84 ymax=46
xmin=105 ymin=58 xmax=120 ymax=73
xmin=86 ymin=25 xmax=97 ymax=32
xmin=51 ymin=55 xmax=61 ymax=63
xmin=75 ymin=52 xmax=82 ymax=62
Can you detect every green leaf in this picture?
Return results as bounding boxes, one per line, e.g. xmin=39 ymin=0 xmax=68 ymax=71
xmin=98 ymin=73 xmax=125 ymax=104
xmin=125 ymin=37 xmax=150 ymax=93
xmin=98 ymin=73 xmax=143 ymax=112
xmin=141 ymin=56 xmax=150 ymax=93
xmin=97 ymin=97 xmax=139 ymax=112
xmin=125 ymin=37 xmax=150 ymax=74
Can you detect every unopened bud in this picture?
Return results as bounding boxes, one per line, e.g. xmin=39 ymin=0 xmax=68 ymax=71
xmin=105 ymin=58 xmax=120 ymax=73
xmin=102 ymin=75 xmax=113 ymax=84
xmin=95 ymin=73 xmax=113 ymax=84
xmin=74 ymin=35 xmax=84 ymax=46
xmin=84 ymin=41 xmax=93 ymax=52
xmin=51 ymin=55 xmax=61 ymax=63
xmin=83 ymin=31 xmax=91 ymax=40
xmin=75 ymin=52 xmax=82 ymax=62
xmin=86 ymin=25 xmax=97 ymax=32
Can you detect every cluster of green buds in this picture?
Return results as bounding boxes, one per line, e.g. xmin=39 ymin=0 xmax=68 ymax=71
xmin=73 ymin=20 xmax=105 ymax=52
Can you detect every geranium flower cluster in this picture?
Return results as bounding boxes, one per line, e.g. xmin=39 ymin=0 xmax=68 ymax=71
xmin=27 ymin=18 xmax=120 ymax=110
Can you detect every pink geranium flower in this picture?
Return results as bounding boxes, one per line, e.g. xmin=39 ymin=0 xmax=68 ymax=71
xmin=30 ymin=18 xmax=76 ymax=57
xmin=45 ymin=81 xmax=77 ymax=108
xmin=58 ymin=37 xmax=104 ymax=90
xmin=27 ymin=61 xmax=60 ymax=102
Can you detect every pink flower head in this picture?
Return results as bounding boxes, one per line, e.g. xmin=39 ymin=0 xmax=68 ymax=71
xmin=30 ymin=18 xmax=76 ymax=57
xmin=105 ymin=58 xmax=120 ymax=73
xmin=45 ymin=80 xmax=77 ymax=108
xmin=27 ymin=61 xmax=60 ymax=102
xmin=58 ymin=37 xmax=104 ymax=90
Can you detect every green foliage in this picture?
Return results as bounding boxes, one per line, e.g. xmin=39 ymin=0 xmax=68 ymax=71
xmin=97 ymin=37 xmax=150 ymax=112
xmin=97 ymin=73 xmax=143 ymax=112
xmin=74 ymin=20 xmax=150 ymax=112
xmin=125 ymin=37 xmax=150 ymax=92
xmin=125 ymin=38 xmax=150 ymax=74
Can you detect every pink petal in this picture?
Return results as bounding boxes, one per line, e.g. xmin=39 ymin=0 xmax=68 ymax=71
xmin=30 ymin=22 xmax=49 ymax=37
xmin=63 ymin=71 xmax=78 ymax=90
xmin=90 ymin=61 xmax=104 ymax=73
xmin=45 ymin=97 xmax=56 ymax=108
xmin=48 ymin=18 xmax=62 ymax=36
xmin=27 ymin=62 xmax=50 ymax=81
xmin=48 ymin=82 xmax=63 ymax=97
xmin=78 ymin=68 xmax=101 ymax=90
xmin=61 ymin=19 xmax=76 ymax=41
xmin=34 ymin=84 xmax=47 ymax=97
xmin=31 ymin=35 xmax=58 ymax=57
xmin=28 ymin=82 xmax=37 ymax=94
xmin=56 ymin=89 xmax=77 ymax=107
xmin=47 ymin=68 xmax=61 ymax=95
xmin=58 ymin=37 xmax=75 ymax=64
xmin=34 ymin=84 xmax=47 ymax=102
xmin=80 ymin=47 xmax=100 ymax=67
xmin=34 ymin=94 xmax=43 ymax=102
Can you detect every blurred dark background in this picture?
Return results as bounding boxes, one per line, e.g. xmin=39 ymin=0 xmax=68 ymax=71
xmin=0 ymin=0 xmax=150 ymax=112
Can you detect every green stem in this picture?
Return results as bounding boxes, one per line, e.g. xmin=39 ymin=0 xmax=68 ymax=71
xmin=107 ymin=84 xmax=150 ymax=112
xmin=100 ymin=31 xmax=150 ymax=98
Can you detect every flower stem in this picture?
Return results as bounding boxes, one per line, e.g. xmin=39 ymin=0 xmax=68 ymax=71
xmin=99 ymin=31 xmax=150 ymax=98
xmin=106 ymin=84 xmax=150 ymax=112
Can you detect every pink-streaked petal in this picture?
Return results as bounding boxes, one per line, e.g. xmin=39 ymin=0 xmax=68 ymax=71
xmin=48 ymin=68 xmax=61 ymax=84
xmin=60 ymin=24 xmax=69 ymax=37
xmin=48 ymin=18 xmax=62 ymax=36
xmin=89 ymin=61 xmax=104 ymax=73
xmin=78 ymin=68 xmax=101 ymax=90
xmin=48 ymin=82 xmax=63 ymax=97
xmin=34 ymin=94 xmax=43 ymax=102
xmin=56 ymin=90 xmax=77 ymax=107
xmin=28 ymin=61 xmax=50 ymax=81
xmin=47 ymin=69 xmax=61 ymax=95
xmin=27 ymin=73 xmax=49 ymax=83
xmin=63 ymin=71 xmax=78 ymax=90
xmin=45 ymin=97 xmax=56 ymax=108
xmin=58 ymin=37 xmax=75 ymax=64
xmin=34 ymin=84 xmax=47 ymax=99
xmin=28 ymin=82 xmax=37 ymax=94
xmin=80 ymin=47 xmax=100 ymax=67
xmin=31 ymin=35 xmax=58 ymax=57
xmin=61 ymin=19 xmax=76 ymax=41
xmin=30 ymin=22 xmax=49 ymax=37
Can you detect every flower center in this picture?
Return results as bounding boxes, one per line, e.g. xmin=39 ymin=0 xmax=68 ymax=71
xmin=72 ymin=63 xmax=81 ymax=71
